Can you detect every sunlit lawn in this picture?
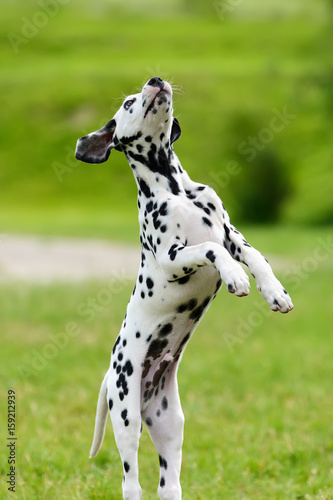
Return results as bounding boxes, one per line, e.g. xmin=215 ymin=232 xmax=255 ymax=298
xmin=1 ymin=226 xmax=332 ymax=499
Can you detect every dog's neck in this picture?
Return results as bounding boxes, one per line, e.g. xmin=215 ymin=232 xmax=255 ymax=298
xmin=124 ymin=141 xmax=186 ymax=204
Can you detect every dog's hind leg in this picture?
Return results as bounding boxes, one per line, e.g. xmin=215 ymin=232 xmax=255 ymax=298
xmin=142 ymin=363 xmax=184 ymax=500
xmin=108 ymin=364 xmax=143 ymax=500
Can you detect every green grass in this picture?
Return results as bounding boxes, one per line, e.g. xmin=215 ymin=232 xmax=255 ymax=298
xmin=0 ymin=226 xmax=332 ymax=499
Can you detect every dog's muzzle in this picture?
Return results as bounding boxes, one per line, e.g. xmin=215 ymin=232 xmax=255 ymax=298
xmin=144 ymin=77 xmax=172 ymax=119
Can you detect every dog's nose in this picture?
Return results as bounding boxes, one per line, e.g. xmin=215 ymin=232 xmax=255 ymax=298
xmin=147 ymin=77 xmax=164 ymax=89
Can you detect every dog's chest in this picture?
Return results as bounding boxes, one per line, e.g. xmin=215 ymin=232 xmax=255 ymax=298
xmin=138 ymin=189 xmax=225 ymax=250
xmin=133 ymin=188 xmax=225 ymax=317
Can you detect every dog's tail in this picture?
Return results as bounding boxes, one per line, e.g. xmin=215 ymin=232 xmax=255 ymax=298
xmin=89 ymin=370 xmax=109 ymax=458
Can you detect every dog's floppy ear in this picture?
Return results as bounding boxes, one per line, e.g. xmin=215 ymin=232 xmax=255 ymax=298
xmin=75 ymin=119 xmax=121 ymax=164
xmin=170 ymin=117 xmax=181 ymax=144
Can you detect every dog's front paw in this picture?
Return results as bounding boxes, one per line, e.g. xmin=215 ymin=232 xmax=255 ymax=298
xmin=257 ymin=278 xmax=293 ymax=313
xmin=223 ymin=264 xmax=250 ymax=297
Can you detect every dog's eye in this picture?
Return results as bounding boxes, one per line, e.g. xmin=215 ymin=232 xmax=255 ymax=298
xmin=124 ymin=98 xmax=136 ymax=110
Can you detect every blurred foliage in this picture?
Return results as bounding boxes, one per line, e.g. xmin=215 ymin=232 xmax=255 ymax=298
xmin=222 ymin=112 xmax=294 ymax=224
xmin=0 ymin=0 xmax=332 ymax=235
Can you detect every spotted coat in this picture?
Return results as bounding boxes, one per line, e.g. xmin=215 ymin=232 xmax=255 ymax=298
xmin=75 ymin=77 xmax=293 ymax=500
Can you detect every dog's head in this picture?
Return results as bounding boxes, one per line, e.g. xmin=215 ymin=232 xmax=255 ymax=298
xmin=75 ymin=77 xmax=181 ymax=164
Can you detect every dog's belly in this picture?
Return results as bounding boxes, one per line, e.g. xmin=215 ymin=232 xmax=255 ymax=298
xmin=122 ymin=264 xmax=222 ymax=410
xmin=128 ymin=263 xmax=221 ymax=329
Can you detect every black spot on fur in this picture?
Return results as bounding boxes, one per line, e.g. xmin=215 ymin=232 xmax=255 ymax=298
xmin=146 ymin=201 xmax=154 ymax=213
xmin=177 ymin=298 xmax=197 ymax=313
xmin=194 ymin=201 xmax=211 ymax=215
xmin=159 ymin=323 xmax=173 ymax=337
xmin=123 ymin=360 xmax=134 ymax=376
xmin=185 ymin=189 xmax=196 ymax=200
xmin=147 ymin=338 xmax=169 ymax=360
xmin=189 ymin=296 xmax=211 ymax=322
xmin=168 ymin=244 xmax=178 ymax=261
xmin=177 ymin=303 xmax=187 ymax=313
xmin=180 ymin=332 xmax=190 ymax=348
xmin=108 ymin=399 xmax=113 ymax=411
xmin=161 ymin=396 xmax=168 ymax=410
xmin=159 ymin=202 xmax=168 ymax=216
xmin=146 ymin=277 xmax=154 ymax=289
xmin=206 ymin=250 xmax=216 ymax=263
xmin=121 ymin=131 xmax=142 ymax=145
xmin=214 ymin=278 xmax=222 ymax=294
xmin=152 ymin=359 xmax=170 ymax=387
xmin=124 ymin=461 xmax=130 ymax=473
xmin=112 ymin=335 xmax=121 ymax=354
xmin=194 ymin=201 xmax=204 ymax=210
xmin=202 ymin=217 xmax=212 ymax=227
xmin=142 ymin=359 xmax=151 ymax=378
xmin=138 ymin=178 xmax=152 ymax=198
xmin=177 ymin=275 xmax=190 ymax=285
xmin=188 ymin=298 xmax=198 ymax=310
xmin=224 ymin=223 xmax=231 ymax=240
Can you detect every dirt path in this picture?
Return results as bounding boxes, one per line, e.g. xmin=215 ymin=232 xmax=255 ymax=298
xmin=0 ymin=234 xmax=289 ymax=284
xmin=0 ymin=235 xmax=140 ymax=283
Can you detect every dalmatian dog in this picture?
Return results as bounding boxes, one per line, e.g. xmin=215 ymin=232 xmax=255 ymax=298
xmin=75 ymin=77 xmax=293 ymax=500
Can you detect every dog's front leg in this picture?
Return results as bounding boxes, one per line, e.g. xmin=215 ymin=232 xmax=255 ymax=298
xmin=224 ymin=224 xmax=293 ymax=313
xmin=159 ymin=241 xmax=250 ymax=297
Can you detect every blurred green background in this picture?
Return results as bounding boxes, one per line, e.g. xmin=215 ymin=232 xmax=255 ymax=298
xmin=1 ymin=0 xmax=332 ymax=237
xmin=1 ymin=1 xmax=333 ymax=499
